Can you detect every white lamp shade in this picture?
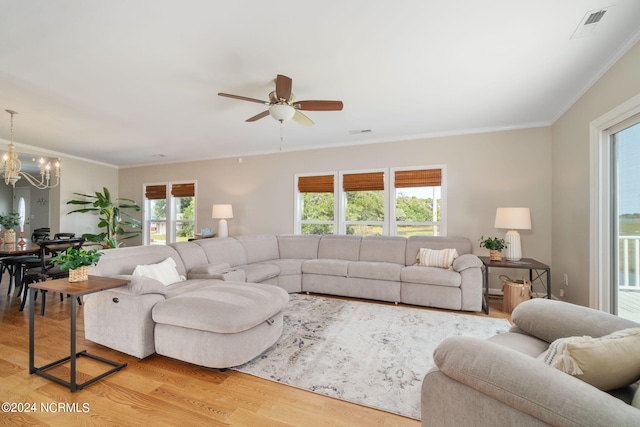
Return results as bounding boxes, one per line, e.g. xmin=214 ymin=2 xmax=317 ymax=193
xmin=212 ymin=204 xmax=233 ymax=219
xmin=269 ymin=104 xmax=296 ymax=122
xmin=494 ymin=207 xmax=531 ymax=230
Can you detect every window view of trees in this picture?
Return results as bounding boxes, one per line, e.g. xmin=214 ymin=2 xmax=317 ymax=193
xmin=175 ymin=197 xmax=195 ymax=240
xmin=345 ymin=190 xmax=384 ymax=235
xmin=395 ymin=187 xmax=441 ymax=236
xmin=301 ymin=192 xmax=334 ymax=235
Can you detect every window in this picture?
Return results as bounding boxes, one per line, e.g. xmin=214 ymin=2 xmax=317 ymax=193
xmin=392 ymin=167 xmax=444 ymax=237
xmin=295 ymin=166 xmax=445 ymax=236
xmin=340 ymin=170 xmax=386 ymax=236
xmin=144 ymin=182 xmax=196 ymax=245
xmin=296 ymin=173 xmax=336 ymax=235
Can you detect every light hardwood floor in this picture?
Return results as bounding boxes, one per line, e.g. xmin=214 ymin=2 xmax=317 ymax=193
xmin=0 ymin=277 xmax=510 ymax=426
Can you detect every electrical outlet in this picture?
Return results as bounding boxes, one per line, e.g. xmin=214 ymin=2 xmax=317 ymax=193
xmin=563 ymin=273 xmax=569 ymax=287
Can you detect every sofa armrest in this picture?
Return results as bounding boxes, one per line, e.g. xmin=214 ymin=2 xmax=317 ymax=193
xmin=512 ymin=298 xmax=640 ymax=343
xmin=452 ymin=254 xmax=482 ymax=272
xmin=432 ymin=336 xmax=640 ymax=427
xmin=108 ymin=275 xmax=167 ymax=296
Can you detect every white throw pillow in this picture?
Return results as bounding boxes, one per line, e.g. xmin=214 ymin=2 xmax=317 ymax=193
xmin=541 ymin=327 xmax=640 ymax=391
xmin=132 ymin=257 xmax=185 ymax=286
xmin=416 ymin=248 xmax=458 ymax=269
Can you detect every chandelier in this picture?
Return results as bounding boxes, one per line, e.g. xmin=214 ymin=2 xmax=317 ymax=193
xmin=1 ymin=109 xmax=60 ymax=189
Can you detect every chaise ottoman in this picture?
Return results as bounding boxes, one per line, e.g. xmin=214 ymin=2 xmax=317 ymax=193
xmin=151 ymin=281 xmax=289 ymax=368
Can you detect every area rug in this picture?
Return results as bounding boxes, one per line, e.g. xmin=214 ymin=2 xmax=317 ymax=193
xmin=233 ymin=294 xmax=511 ymax=419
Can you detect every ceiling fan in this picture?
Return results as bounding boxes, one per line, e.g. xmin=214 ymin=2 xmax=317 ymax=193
xmin=218 ymin=74 xmax=343 ymax=127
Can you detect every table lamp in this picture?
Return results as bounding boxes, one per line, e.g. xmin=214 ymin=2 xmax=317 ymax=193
xmin=494 ymin=207 xmax=531 ymax=261
xmin=212 ymin=204 xmax=233 ymax=238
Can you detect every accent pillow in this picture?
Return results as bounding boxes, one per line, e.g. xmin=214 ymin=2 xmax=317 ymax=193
xmin=416 ymin=248 xmax=458 ymax=269
xmin=541 ymin=327 xmax=640 ymax=390
xmin=132 ymin=257 xmax=185 ymax=286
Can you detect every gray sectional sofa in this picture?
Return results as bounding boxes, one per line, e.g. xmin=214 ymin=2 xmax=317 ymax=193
xmin=84 ymin=234 xmax=483 ymax=361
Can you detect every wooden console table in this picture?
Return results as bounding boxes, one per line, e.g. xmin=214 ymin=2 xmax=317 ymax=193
xmin=478 ymin=257 xmax=551 ymax=315
xmin=29 ymin=276 xmax=129 ymax=392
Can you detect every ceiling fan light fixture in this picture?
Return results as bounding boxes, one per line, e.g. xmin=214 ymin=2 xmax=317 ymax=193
xmin=269 ymin=104 xmax=296 ymax=122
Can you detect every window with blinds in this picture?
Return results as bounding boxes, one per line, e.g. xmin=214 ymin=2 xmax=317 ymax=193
xmin=143 ymin=182 xmax=196 ymax=245
xmin=392 ymin=167 xmax=443 ymax=236
xmin=296 ymin=174 xmax=336 ymax=235
xmin=294 ymin=166 xmax=446 ymax=237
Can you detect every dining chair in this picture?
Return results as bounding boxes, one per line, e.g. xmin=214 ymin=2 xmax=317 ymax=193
xmin=31 ymin=228 xmax=51 ymax=242
xmin=53 ymin=232 xmax=75 ymax=240
xmin=21 ymin=237 xmax=86 ymax=315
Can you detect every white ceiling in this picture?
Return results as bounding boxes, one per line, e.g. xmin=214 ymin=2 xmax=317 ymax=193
xmin=1 ymin=0 xmax=639 ymax=168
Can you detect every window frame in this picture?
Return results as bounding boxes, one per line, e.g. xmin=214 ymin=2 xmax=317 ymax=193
xmin=339 ymin=168 xmax=388 ymax=236
xmin=143 ymin=181 xmax=197 ymax=245
xmin=294 ymin=172 xmax=338 ymax=235
xmin=390 ymin=165 xmax=447 ymax=237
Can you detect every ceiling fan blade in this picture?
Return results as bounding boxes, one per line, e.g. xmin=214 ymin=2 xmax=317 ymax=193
xmin=294 ymin=100 xmax=344 ymax=111
xmin=293 ymin=110 xmax=314 ymax=127
xmin=275 ymin=75 xmax=292 ymax=102
xmin=246 ymin=110 xmax=270 ymax=122
xmin=218 ymin=93 xmax=269 ymax=105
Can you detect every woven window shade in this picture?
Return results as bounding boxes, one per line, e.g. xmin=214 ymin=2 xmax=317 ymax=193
xmin=145 ymin=185 xmax=167 ymax=200
xmin=298 ymin=175 xmax=335 ymax=193
xmin=343 ymin=172 xmax=384 ymax=192
xmin=171 ymin=183 xmax=195 ymax=198
xmin=395 ymin=169 xmax=441 ymax=188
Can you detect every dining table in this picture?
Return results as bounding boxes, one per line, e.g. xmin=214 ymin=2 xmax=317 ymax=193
xmin=0 ymin=240 xmax=42 ymax=300
xmin=0 ymin=240 xmax=41 ymax=255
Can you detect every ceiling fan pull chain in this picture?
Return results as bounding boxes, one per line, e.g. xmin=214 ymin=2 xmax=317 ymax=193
xmin=280 ymin=122 xmax=284 ymax=151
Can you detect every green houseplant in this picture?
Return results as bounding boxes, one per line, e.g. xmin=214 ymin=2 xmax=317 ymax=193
xmin=51 ymin=247 xmax=103 ymax=282
xmin=479 ymin=236 xmax=507 ymax=261
xmin=66 ymin=187 xmax=142 ymax=248
xmin=0 ymin=211 xmax=20 ymax=243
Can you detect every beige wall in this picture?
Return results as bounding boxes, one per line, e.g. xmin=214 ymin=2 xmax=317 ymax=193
xmin=552 ymin=40 xmax=640 ymax=307
xmin=119 ymin=126 xmax=552 ymax=294
xmin=55 ymin=157 xmax=119 ymax=237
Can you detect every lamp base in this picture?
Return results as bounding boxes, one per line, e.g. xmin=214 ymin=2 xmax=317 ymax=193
xmin=218 ymin=219 xmax=228 ymax=238
xmin=504 ymin=230 xmax=522 ymax=261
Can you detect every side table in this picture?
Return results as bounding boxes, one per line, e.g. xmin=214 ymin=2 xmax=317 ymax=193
xmin=478 ymin=257 xmax=551 ymax=315
xmin=29 ymin=275 xmax=130 ymax=392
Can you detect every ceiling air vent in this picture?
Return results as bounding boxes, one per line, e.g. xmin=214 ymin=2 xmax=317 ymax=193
xmin=571 ymin=8 xmax=609 ymax=39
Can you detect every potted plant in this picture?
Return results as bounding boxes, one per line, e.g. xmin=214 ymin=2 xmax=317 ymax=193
xmin=0 ymin=211 xmax=20 ymax=244
xmin=51 ymin=247 xmax=103 ymax=282
xmin=479 ymin=236 xmax=507 ymax=261
xmin=66 ymin=187 xmax=142 ymax=248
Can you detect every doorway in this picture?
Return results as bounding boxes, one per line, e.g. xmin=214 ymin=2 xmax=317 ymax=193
xmin=612 ymin=114 xmax=640 ymax=322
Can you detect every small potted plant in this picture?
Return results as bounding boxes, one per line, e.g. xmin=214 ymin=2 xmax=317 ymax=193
xmin=51 ymin=247 xmax=103 ymax=282
xmin=479 ymin=236 xmax=507 ymax=261
xmin=0 ymin=211 xmax=20 ymax=244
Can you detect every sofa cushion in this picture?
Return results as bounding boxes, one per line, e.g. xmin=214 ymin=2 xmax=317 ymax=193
xmin=152 ymin=282 xmax=289 ymax=334
xmin=359 ymin=236 xmax=406 ymax=264
xmin=302 ymin=258 xmax=350 ymax=277
xmin=188 ymin=263 xmax=231 ymax=276
xmin=133 ymin=257 xmax=185 ymax=286
xmin=234 ymin=235 xmax=280 ymax=264
xmin=318 ymin=235 xmax=362 ymax=261
xmin=169 ymin=241 xmax=209 ymax=272
xmin=267 ymin=259 xmax=305 ymax=276
xmin=541 ymin=327 xmax=640 ymax=391
xmin=348 ymin=261 xmax=402 ymax=282
xmin=96 ymin=244 xmax=187 ymax=277
xmin=110 ymin=274 xmax=168 ymax=296
xmin=240 ymin=263 xmax=281 ymax=283
xmin=401 ymin=265 xmax=461 ymax=287
xmin=277 ymin=234 xmax=320 ymax=259
xmin=194 ymin=237 xmax=248 ymax=267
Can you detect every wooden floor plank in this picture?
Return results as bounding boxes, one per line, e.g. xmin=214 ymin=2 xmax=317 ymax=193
xmin=0 ymin=275 xmax=509 ymax=426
